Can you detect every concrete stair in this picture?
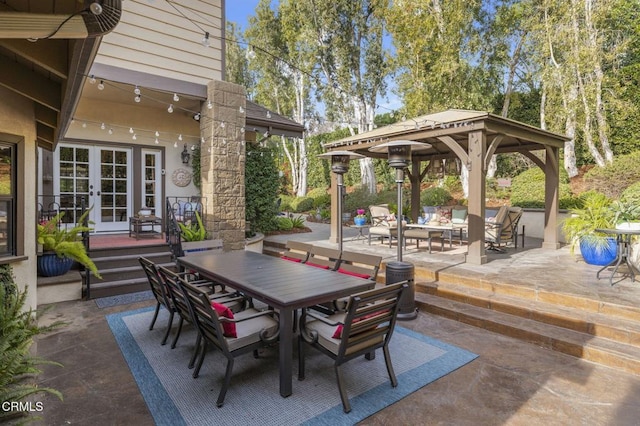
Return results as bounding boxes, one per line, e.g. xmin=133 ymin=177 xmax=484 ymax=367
xmin=262 ymin=237 xmax=640 ymax=375
xmin=85 ymin=243 xmax=174 ymax=299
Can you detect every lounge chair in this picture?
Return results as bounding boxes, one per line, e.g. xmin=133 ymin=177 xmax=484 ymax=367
xmin=368 ymin=204 xmax=399 ymax=248
xmin=485 ymin=206 xmax=523 ymax=251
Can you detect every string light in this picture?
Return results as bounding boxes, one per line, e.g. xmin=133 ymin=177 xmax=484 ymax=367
xmin=134 ymin=95 xmax=141 ymax=103
xmin=132 ymin=133 xmax=137 ymax=140
xmin=89 ymin=75 xmax=96 ymax=84
xmin=178 ymin=134 xmax=183 ymax=141
xmin=108 ymin=128 xmax=113 ymax=135
xmin=174 ymin=141 xmax=178 ymax=148
xmin=134 ymin=85 xmax=140 ymax=95
xmin=201 ymin=32 xmax=210 ymax=47
xmin=246 ymin=47 xmax=256 ymax=60
xmin=167 ymin=104 xmax=174 ymax=113
xmin=266 ymin=111 xmax=271 ymax=119
xmin=239 ymin=106 xmax=244 ymax=113
xmin=82 ymin=122 xmax=87 ymax=128
xmin=98 ymin=80 xmax=105 ymax=90
xmin=100 ymin=122 xmax=106 ymax=130
xmin=129 ymin=127 xmax=134 ymax=133
xmin=155 ymin=130 xmax=160 ymax=137
xmin=155 ymin=138 xmax=159 ymax=144
xmin=173 ymin=93 xmax=180 ymax=102
xmin=207 ymin=100 xmax=213 ymax=109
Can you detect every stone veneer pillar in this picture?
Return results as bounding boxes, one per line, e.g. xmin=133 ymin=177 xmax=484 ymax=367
xmin=200 ymin=80 xmax=247 ymax=251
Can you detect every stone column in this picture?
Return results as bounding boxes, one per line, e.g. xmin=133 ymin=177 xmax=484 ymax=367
xmin=200 ymin=80 xmax=247 ymax=250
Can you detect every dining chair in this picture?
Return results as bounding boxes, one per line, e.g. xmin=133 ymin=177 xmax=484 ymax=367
xmin=298 ymin=281 xmax=408 ymax=413
xmin=330 ymin=251 xmax=382 ymax=312
xmin=305 ymin=245 xmax=341 ymax=270
xmin=138 ymin=256 xmax=177 ymax=345
xmin=178 ymin=277 xmax=279 ymax=407
xmin=156 ymin=265 xmax=247 ymax=369
xmin=281 ymin=240 xmax=312 ymax=263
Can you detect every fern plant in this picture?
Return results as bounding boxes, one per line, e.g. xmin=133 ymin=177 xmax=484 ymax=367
xmin=37 ymin=210 xmax=101 ymax=278
xmin=0 ymin=265 xmax=65 ymax=423
xmin=178 ymin=211 xmax=207 ymax=242
xmin=562 ymin=191 xmax=615 ymax=254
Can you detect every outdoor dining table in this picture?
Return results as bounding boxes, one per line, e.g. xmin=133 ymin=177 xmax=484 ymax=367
xmin=595 ymin=228 xmax=640 ymax=286
xmin=177 ymin=249 xmax=375 ymax=398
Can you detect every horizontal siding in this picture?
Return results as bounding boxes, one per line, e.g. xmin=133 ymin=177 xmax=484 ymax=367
xmin=94 ymin=0 xmax=223 ymax=84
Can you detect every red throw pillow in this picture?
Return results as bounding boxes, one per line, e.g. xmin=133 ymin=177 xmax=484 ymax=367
xmin=337 ymin=268 xmax=371 ymax=279
xmin=211 ymin=302 xmax=237 ymax=338
xmin=332 ymin=310 xmax=388 ymax=339
xmin=281 ymin=256 xmax=302 ymax=262
xmin=306 ymin=262 xmax=330 ymax=269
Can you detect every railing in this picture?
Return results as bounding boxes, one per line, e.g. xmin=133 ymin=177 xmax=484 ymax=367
xmin=165 ymin=196 xmax=207 ymax=260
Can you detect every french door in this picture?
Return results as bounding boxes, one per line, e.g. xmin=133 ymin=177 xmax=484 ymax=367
xmin=55 ymin=144 xmax=132 ymax=232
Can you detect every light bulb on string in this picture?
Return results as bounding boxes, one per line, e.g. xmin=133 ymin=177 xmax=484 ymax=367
xmin=132 ymin=134 xmax=137 ymax=140
xmin=220 ymin=122 xmax=225 ymax=128
xmin=201 ymin=32 xmax=210 ymax=47
xmin=173 ymin=141 xmax=178 ymax=148
xmin=129 ymin=127 xmax=134 ymax=134
xmin=155 ymin=138 xmax=159 ymax=144
xmin=173 ymin=93 xmax=180 ymax=102
xmin=167 ymin=104 xmax=174 ymax=113
xmin=108 ymin=128 xmax=113 ymax=135
xmin=98 ymin=80 xmax=105 ymax=90
xmin=246 ymin=47 xmax=256 ymax=60
xmin=82 ymin=122 xmax=87 ymax=128
xmin=134 ymin=85 xmax=140 ymax=95
xmin=207 ymin=100 xmax=213 ymax=109
xmin=134 ymin=95 xmax=141 ymax=103
xmin=239 ymin=106 xmax=244 ymax=113
xmin=89 ymin=75 xmax=96 ymax=84
xmin=100 ymin=122 xmax=106 ymax=130
xmin=201 ymin=137 xmax=205 ymax=144
xmin=178 ymin=134 xmax=183 ymax=141
xmin=155 ymin=130 xmax=159 ymax=137
xmin=266 ymin=111 xmax=271 ymax=119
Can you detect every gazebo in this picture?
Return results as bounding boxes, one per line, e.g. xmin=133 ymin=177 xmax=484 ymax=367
xmin=323 ymin=109 xmax=570 ymax=265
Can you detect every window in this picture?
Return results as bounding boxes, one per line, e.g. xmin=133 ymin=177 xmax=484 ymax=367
xmin=0 ymin=143 xmax=15 ymax=256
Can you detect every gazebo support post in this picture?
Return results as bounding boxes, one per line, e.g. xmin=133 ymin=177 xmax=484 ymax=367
xmin=465 ymin=130 xmax=487 ymax=265
xmin=410 ymin=160 xmax=421 ymax=224
xmin=543 ymin=146 xmax=561 ymax=249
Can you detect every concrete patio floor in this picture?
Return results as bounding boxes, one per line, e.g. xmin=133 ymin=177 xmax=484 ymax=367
xmin=32 ymin=223 xmax=640 ymax=425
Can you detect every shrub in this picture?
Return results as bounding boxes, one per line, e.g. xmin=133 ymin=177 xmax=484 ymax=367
xmin=584 ymin=152 xmax=640 ymax=199
xmin=510 ymin=167 xmax=576 ymax=209
xmin=275 ymin=216 xmax=293 ymax=231
xmin=291 ymin=196 xmax=314 ymax=213
xmin=245 ymin=145 xmax=279 ymax=234
xmin=307 ymin=188 xmax=331 ymax=209
xmin=344 ymin=185 xmax=378 ymax=215
xmin=279 ymin=194 xmax=294 ymax=212
xmin=290 ymin=216 xmax=306 ymax=229
xmin=621 ymin=181 xmax=640 ymax=207
xmin=1 ymin=265 xmax=64 ymax=423
xmin=420 ymin=187 xmax=452 ymax=207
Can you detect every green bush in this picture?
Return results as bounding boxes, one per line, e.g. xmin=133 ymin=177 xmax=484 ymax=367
xmin=344 ymin=185 xmax=379 ymax=216
xmin=245 ymin=145 xmax=280 ymax=234
xmin=621 ymin=181 xmax=640 ymax=206
xmin=510 ymin=167 xmax=577 ymax=209
xmin=584 ymin=152 xmax=640 ymax=199
xmin=1 ymin=265 xmax=64 ymax=423
xmin=279 ymin=194 xmax=294 ymax=212
xmin=442 ymin=176 xmax=462 ymax=194
xmin=291 ymin=196 xmax=314 ymax=213
xmin=275 ymin=216 xmax=293 ymax=231
xmin=291 ymin=216 xmax=306 ymax=229
xmin=420 ymin=187 xmax=452 ymax=207
xmin=306 ymin=187 xmax=331 ymax=208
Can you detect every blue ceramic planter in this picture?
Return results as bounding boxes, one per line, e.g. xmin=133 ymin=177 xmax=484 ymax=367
xmin=37 ymin=253 xmax=74 ymax=277
xmin=354 ymin=217 xmax=367 ymax=226
xmin=579 ymin=237 xmax=617 ymax=266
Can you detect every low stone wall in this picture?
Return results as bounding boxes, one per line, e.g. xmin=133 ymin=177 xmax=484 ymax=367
xmin=519 ymin=208 xmax=569 ymax=243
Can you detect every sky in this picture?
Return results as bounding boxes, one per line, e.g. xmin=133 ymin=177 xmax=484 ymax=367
xmin=225 ymin=1 xmax=262 ymax=30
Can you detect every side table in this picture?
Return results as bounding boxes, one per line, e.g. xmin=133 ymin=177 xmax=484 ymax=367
xmin=594 ymin=228 xmax=640 ymax=286
xmin=129 ymin=215 xmax=162 ymax=240
xmin=350 ymin=224 xmax=369 ymax=242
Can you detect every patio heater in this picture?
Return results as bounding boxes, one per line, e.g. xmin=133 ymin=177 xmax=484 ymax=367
xmin=370 ymin=140 xmax=429 ymax=321
xmin=318 ymin=151 xmax=364 ymax=252
xmin=369 ymin=140 xmax=430 ymax=261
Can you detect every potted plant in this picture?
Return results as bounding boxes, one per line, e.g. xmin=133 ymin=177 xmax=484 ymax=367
xmin=610 ymin=200 xmax=640 ymax=230
xmin=562 ymin=191 xmax=616 ymax=266
xmin=37 ymin=211 xmax=101 ymax=277
xmin=178 ymin=210 xmax=207 ymax=242
xmin=354 ymin=209 xmax=367 ymax=226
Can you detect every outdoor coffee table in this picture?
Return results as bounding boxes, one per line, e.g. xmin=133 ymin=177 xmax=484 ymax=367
xmin=177 ymin=250 xmax=374 ymax=398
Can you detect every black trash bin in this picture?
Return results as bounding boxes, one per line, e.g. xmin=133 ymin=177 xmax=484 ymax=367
xmin=385 ymin=261 xmax=417 ymax=320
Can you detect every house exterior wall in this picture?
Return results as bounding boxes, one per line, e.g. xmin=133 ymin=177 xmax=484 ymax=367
xmin=0 ymin=86 xmax=38 ymax=310
xmin=93 ymin=0 xmax=224 ymax=85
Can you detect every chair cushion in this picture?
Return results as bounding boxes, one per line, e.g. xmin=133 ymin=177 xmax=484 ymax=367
xmin=225 ymin=309 xmax=279 ymax=352
xmin=211 ymin=302 xmax=237 ymax=338
xmin=337 ymin=268 xmax=371 ymax=279
xmin=306 ymin=314 xmax=383 ymax=355
xmin=451 ymin=207 xmax=467 ymax=224
xmin=306 ymin=262 xmax=330 ymax=269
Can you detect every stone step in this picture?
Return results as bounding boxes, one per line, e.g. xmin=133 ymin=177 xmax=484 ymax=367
xmin=417 ymin=281 xmax=640 ymax=349
xmin=86 ymin=277 xmax=150 ymax=299
xmin=415 ymin=292 xmax=640 ymax=376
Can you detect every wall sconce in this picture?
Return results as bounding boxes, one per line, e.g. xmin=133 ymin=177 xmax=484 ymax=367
xmin=181 ymin=144 xmax=190 ymax=164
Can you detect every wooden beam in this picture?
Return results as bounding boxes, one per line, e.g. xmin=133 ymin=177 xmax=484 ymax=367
xmin=0 ymin=39 xmax=68 ymax=79
xmin=436 ymin=135 xmax=471 ymax=170
xmin=35 ymin=103 xmax=58 ymax=129
xmin=36 ymin=122 xmax=55 ymax=146
xmin=520 ymin=150 xmax=546 ymax=170
xmin=484 ymin=135 xmax=504 ymax=171
xmin=485 ymin=119 xmax=566 ymax=148
xmin=0 ymin=59 xmax=61 ymax=111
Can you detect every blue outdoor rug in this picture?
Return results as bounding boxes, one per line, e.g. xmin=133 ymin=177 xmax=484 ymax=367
xmin=95 ymin=290 xmax=154 ymax=308
xmin=107 ymin=307 xmax=477 ymax=426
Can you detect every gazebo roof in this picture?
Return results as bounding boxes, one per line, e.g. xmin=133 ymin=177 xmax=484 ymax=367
xmin=324 ymin=109 xmax=569 ymax=160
